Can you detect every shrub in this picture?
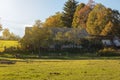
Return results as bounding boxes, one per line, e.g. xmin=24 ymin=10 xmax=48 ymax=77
xmin=98 ymin=48 xmax=120 ymax=56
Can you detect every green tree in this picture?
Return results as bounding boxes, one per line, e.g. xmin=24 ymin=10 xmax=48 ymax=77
xmin=72 ymin=3 xmax=85 ymax=28
xmin=34 ymin=20 xmax=43 ymax=27
xmin=43 ymin=12 xmax=64 ymax=28
xmin=110 ymin=10 xmax=120 ymax=36
xmin=9 ymin=32 xmax=21 ymax=40
xmin=61 ymin=0 xmax=78 ymax=28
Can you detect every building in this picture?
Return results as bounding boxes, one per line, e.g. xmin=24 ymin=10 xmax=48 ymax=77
xmin=24 ymin=27 xmax=120 ymax=48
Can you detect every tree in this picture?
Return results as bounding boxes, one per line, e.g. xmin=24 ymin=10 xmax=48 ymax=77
xmin=2 ymin=28 xmax=11 ymax=39
xmin=34 ymin=20 xmax=43 ymax=27
xmin=110 ymin=10 xmax=120 ymax=36
xmin=43 ymin=12 xmax=64 ymax=28
xmin=72 ymin=0 xmax=95 ymax=28
xmin=21 ymin=20 xmax=53 ymax=56
xmin=101 ymin=21 xmax=114 ymax=36
xmin=2 ymin=28 xmax=21 ymax=40
xmin=87 ymin=4 xmax=120 ymax=36
xmin=20 ymin=27 xmax=33 ymax=50
xmin=72 ymin=3 xmax=85 ymax=28
xmin=86 ymin=4 xmax=111 ymax=35
xmin=77 ymin=5 xmax=91 ymax=28
xmin=9 ymin=32 xmax=21 ymax=40
xmin=61 ymin=0 xmax=78 ymax=28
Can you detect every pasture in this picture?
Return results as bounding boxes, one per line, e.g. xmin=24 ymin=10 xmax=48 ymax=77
xmin=0 ymin=40 xmax=20 ymax=52
xmin=0 ymin=60 xmax=120 ymax=80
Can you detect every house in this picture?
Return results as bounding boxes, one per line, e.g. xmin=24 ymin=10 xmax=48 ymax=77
xmin=89 ymin=35 xmax=120 ymax=47
xmin=113 ymin=36 xmax=120 ymax=47
xmin=24 ymin=27 xmax=89 ymax=49
xmin=24 ymin=27 xmax=120 ymax=48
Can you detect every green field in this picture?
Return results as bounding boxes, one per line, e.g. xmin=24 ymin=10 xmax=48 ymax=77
xmin=0 ymin=60 xmax=120 ymax=80
xmin=0 ymin=40 xmax=20 ymax=52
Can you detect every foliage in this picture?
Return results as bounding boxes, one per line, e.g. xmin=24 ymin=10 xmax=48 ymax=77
xmin=2 ymin=28 xmax=11 ymax=39
xmin=72 ymin=3 xmax=85 ymax=28
xmin=61 ymin=0 xmax=78 ymax=28
xmin=20 ymin=1 xmax=120 ymax=53
xmin=109 ymin=10 xmax=120 ymax=36
xmin=87 ymin=4 xmax=108 ymax=35
xmin=2 ymin=28 xmax=21 ymax=40
xmin=77 ymin=5 xmax=92 ymax=28
xmin=100 ymin=21 xmax=114 ymax=36
xmin=34 ymin=20 xmax=43 ymax=27
xmin=20 ymin=21 xmax=53 ymax=54
xmin=98 ymin=48 xmax=120 ymax=56
xmin=43 ymin=12 xmax=64 ymax=28
xmin=87 ymin=4 xmax=120 ymax=36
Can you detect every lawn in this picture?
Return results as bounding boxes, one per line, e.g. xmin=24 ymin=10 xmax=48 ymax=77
xmin=0 ymin=60 xmax=120 ymax=80
xmin=0 ymin=40 xmax=20 ymax=52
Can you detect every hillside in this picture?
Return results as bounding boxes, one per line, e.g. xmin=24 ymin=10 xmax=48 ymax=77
xmin=0 ymin=40 xmax=20 ymax=52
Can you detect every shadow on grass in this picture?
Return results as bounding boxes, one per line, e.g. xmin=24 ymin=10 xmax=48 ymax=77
xmin=1 ymin=52 xmax=120 ymax=61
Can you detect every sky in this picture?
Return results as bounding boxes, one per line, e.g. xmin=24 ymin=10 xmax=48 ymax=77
xmin=0 ymin=0 xmax=120 ymax=37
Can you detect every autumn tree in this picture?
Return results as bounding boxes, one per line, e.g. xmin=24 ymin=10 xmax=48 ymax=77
xmin=72 ymin=0 xmax=95 ymax=28
xmin=100 ymin=21 xmax=114 ymax=36
xmin=78 ymin=5 xmax=92 ymax=28
xmin=72 ymin=3 xmax=85 ymax=28
xmin=21 ymin=20 xmax=53 ymax=56
xmin=86 ymin=4 xmax=111 ymax=35
xmin=87 ymin=3 xmax=120 ymax=36
xmin=43 ymin=12 xmax=64 ymax=28
xmin=61 ymin=0 xmax=78 ymax=28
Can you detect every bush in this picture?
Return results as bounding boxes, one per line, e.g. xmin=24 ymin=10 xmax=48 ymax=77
xmin=98 ymin=48 xmax=120 ymax=56
xmin=3 ymin=46 xmax=22 ymax=53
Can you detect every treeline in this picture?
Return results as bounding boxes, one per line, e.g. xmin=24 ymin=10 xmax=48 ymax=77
xmin=20 ymin=0 xmax=120 ymax=55
xmin=0 ymin=27 xmax=21 ymax=40
xmin=43 ymin=0 xmax=120 ymax=36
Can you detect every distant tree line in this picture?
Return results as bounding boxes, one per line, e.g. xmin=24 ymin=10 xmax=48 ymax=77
xmin=0 ymin=27 xmax=21 ymax=40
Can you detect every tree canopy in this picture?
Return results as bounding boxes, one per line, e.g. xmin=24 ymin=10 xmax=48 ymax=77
xmin=61 ymin=0 xmax=78 ymax=28
xmin=43 ymin=12 xmax=64 ymax=28
xmin=72 ymin=3 xmax=85 ymax=28
xmin=86 ymin=4 xmax=120 ymax=36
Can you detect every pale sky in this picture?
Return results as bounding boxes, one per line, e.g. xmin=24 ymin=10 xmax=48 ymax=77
xmin=0 ymin=0 xmax=120 ymax=37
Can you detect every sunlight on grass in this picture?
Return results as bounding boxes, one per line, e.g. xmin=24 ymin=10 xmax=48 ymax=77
xmin=0 ymin=40 xmax=20 ymax=52
xmin=0 ymin=60 xmax=120 ymax=80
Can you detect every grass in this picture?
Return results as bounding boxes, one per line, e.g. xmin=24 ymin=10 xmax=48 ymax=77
xmin=0 ymin=40 xmax=20 ymax=52
xmin=0 ymin=59 xmax=120 ymax=80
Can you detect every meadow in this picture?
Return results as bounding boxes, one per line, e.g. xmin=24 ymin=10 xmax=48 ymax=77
xmin=0 ymin=60 xmax=120 ymax=80
xmin=0 ymin=40 xmax=120 ymax=80
xmin=0 ymin=40 xmax=20 ymax=52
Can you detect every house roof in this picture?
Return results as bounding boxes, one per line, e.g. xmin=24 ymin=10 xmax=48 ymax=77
xmin=24 ymin=27 xmax=89 ymax=38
